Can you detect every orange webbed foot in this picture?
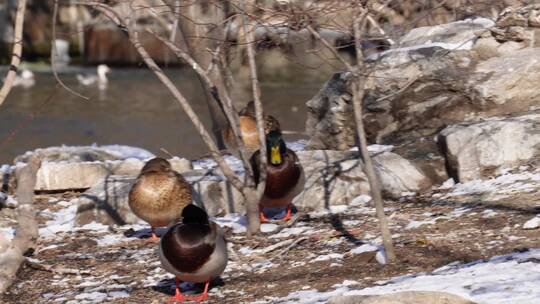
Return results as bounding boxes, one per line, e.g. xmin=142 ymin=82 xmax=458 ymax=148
xmin=281 ymin=204 xmax=293 ymax=221
xmin=186 ymin=281 xmax=210 ymax=302
xmin=167 ymin=279 xmax=186 ymax=303
xmin=259 ymin=211 xmax=270 ymax=223
xmin=148 ymin=227 xmax=160 ymax=242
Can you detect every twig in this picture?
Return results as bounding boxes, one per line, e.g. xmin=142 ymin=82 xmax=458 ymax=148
xmin=376 ymin=73 xmax=421 ymax=102
xmin=273 ymin=236 xmax=308 ymax=258
xmin=0 ymin=0 xmax=27 ymax=107
xmin=148 ymin=29 xmax=255 ymax=180
xmin=306 ymin=25 xmax=355 ymax=72
xmin=51 ymin=0 xmax=89 ymax=101
xmin=26 ymin=260 xmax=91 ymax=276
xmin=159 ymin=148 xmax=175 ymax=158
xmin=367 ymin=15 xmax=395 ymax=45
xmin=260 ymin=239 xmax=295 ymax=254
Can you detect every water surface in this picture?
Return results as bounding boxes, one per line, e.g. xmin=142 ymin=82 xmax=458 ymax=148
xmin=0 ymin=60 xmax=334 ymax=164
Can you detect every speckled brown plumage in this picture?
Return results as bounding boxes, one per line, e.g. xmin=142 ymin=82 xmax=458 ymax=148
xmin=128 ymin=158 xmax=192 ymax=228
xmin=223 ymin=101 xmax=281 ymax=155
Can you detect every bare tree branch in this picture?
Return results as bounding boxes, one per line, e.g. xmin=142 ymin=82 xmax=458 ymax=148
xmin=51 ymin=0 xmax=89 ymax=100
xmin=306 ymin=25 xmax=354 ymax=72
xmin=0 ymin=0 xmax=27 ymax=107
xmin=148 ymin=29 xmax=255 ymax=180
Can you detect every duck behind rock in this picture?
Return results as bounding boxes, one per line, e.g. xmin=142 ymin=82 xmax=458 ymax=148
xmin=128 ymin=157 xmax=192 ymax=241
xmin=250 ymin=130 xmax=305 ymax=222
xmin=223 ymin=101 xmax=281 ymax=156
xmin=159 ymin=204 xmax=228 ymax=303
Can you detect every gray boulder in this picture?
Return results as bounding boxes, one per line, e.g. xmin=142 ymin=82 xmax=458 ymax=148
xmin=75 ymin=171 xmax=243 ymax=226
xmin=306 ymin=18 xmax=540 ymax=151
xmin=16 ymin=158 xmax=191 ymax=191
xmin=439 ymin=112 xmax=540 ymax=182
xmin=328 ymin=291 xmax=475 ymax=304
xmin=75 ymin=150 xmax=436 ymax=226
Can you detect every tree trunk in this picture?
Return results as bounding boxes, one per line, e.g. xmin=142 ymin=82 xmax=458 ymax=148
xmin=352 ymin=10 xmax=396 ymax=263
xmin=0 ymin=155 xmax=41 ymax=293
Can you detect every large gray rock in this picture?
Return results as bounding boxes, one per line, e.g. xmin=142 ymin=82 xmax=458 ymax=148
xmin=397 ymin=18 xmax=494 ymax=48
xmin=305 ymin=73 xmax=355 ymax=151
xmin=75 ymin=175 xmax=138 ymax=226
xmin=374 ymin=152 xmax=432 ymax=197
xmin=306 ymin=19 xmax=540 ymax=151
xmin=16 ymin=158 xmax=191 ymax=191
xmin=75 ymin=171 xmax=243 ymax=226
xmin=328 ymin=291 xmax=475 ymax=304
xmin=14 ymin=145 xmax=153 ymax=163
xmin=439 ymin=112 xmax=540 ymax=182
xmin=75 ymin=150 xmax=435 ymax=226
xmin=293 ymin=150 xmax=370 ymax=210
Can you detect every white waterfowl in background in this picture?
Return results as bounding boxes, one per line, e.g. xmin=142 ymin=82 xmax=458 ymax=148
xmin=12 ymin=69 xmax=35 ymax=89
xmin=77 ymin=64 xmax=111 ymax=90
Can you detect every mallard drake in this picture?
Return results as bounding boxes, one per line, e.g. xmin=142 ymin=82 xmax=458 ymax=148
xmin=128 ymin=157 xmax=192 ymax=241
xmin=159 ymin=204 xmax=228 ymax=303
xmin=223 ymin=101 xmax=281 ymax=156
xmin=250 ymin=130 xmax=304 ymax=222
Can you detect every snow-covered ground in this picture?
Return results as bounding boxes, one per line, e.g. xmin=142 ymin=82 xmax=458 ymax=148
xmin=265 ymin=249 xmax=540 ymax=304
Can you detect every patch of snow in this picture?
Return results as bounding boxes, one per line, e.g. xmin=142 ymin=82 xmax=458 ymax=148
xmin=367 ymin=144 xmax=394 ymax=153
xmin=96 ymin=234 xmax=126 ymax=246
xmin=482 ymin=209 xmax=498 ymax=218
xmin=39 ymin=203 xmax=78 ymax=239
xmin=270 ymin=227 xmax=310 ymax=239
xmin=260 ymin=223 xmax=279 ymax=233
xmin=329 ymin=205 xmax=348 ymax=213
xmin=406 ymin=207 xmax=471 ymax=229
xmin=0 ymin=227 xmax=15 ymax=242
xmin=333 ymin=280 xmax=360 ymax=287
xmin=268 ymin=248 xmax=540 ymax=304
xmin=350 ymin=244 xmax=378 ymax=255
xmin=400 ymin=191 xmax=416 ymax=197
xmin=251 ymin=260 xmax=276 ymax=273
xmin=212 ymin=213 xmax=247 ymax=234
xmin=0 ymin=192 xmax=17 ymax=207
xmin=192 ymin=155 xmax=244 ymax=174
xmin=311 ymin=253 xmax=344 ymax=262
xmin=523 ymin=216 xmax=540 ymax=230
xmin=438 ymin=178 xmax=456 ymax=189
xmin=286 ymin=140 xmax=308 ymax=152
xmin=342 ymin=220 xmax=361 ymax=226
xmin=375 ymin=249 xmax=387 ymax=265
xmin=445 ymin=171 xmax=540 ymax=199
xmin=99 ymin=144 xmax=154 ymax=160
xmin=77 ymin=222 xmax=110 ymax=232
xmin=351 ymin=195 xmax=372 ymax=206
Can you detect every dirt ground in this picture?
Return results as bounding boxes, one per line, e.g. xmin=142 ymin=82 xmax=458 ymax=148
xmin=1 ymin=185 xmax=540 ymax=303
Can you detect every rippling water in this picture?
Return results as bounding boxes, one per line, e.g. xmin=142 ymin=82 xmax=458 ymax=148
xmin=0 ymin=59 xmax=334 ymax=164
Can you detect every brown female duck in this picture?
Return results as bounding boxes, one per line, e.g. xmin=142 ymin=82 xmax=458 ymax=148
xmin=250 ymin=130 xmax=304 ymax=222
xmin=128 ymin=157 xmax=192 ymax=241
xmin=223 ymin=101 xmax=281 ymax=155
xmin=159 ymin=204 xmax=228 ymax=303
